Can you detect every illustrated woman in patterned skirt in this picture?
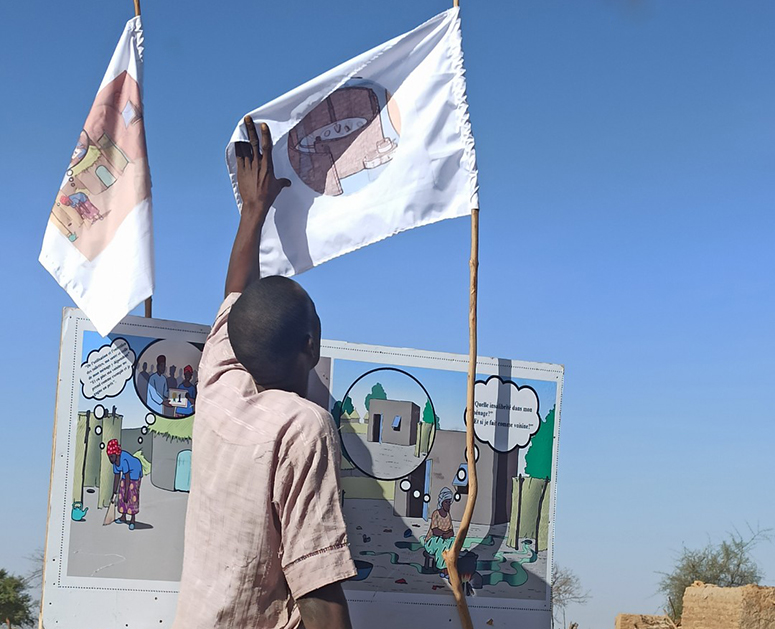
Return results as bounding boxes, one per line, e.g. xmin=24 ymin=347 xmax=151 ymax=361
xmin=106 ymin=439 xmax=143 ymax=530
xmin=423 ymin=486 xmax=456 ymax=577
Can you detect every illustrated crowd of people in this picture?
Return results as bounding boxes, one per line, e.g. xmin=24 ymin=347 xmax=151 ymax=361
xmin=137 ymin=354 xmax=197 ymax=417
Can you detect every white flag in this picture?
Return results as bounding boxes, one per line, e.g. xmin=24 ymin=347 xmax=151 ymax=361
xmin=40 ymin=16 xmax=154 ymax=336
xmin=226 ymin=8 xmax=478 ymax=277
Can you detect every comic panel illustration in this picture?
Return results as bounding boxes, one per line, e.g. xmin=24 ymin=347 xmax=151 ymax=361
xmin=324 ymin=359 xmax=559 ymax=602
xmin=58 ymin=320 xmax=559 ymax=603
xmin=67 ymin=331 xmax=202 ymax=582
xmin=49 ymin=71 xmax=150 ymax=259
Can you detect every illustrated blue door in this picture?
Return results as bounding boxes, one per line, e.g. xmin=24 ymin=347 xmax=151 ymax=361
xmin=175 ymin=450 xmax=192 ymax=492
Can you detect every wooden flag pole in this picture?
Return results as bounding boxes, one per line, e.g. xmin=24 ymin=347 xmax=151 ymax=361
xmin=134 ymin=0 xmax=153 ymax=318
xmin=442 ymin=207 xmax=479 ymax=629
xmin=441 ymin=4 xmax=479 ymax=629
xmin=442 ymin=208 xmax=479 ymax=629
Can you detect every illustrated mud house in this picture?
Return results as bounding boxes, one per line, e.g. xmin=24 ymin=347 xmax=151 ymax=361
xmin=367 ymin=399 xmax=420 ymax=446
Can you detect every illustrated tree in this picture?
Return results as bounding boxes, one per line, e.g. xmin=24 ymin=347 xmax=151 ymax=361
xmin=421 ymin=399 xmax=436 ymax=424
xmin=658 ymin=526 xmax=771 ymax=622
xmin=0 ymin=569 xmax=35 ymax=629
xmin=524 ymin=406 xmax=555 ymax=480
xmin=364 ymin=383 xmax=387 ymax=413
xmin=331 ymin=396 xmax=355 ymax=423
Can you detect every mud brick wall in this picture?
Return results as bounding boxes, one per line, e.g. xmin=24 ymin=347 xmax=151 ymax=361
xmin=615 ymin=614 xmax=674 ymax=629
xmin=682 ymin=583 xmax=775 ymax=629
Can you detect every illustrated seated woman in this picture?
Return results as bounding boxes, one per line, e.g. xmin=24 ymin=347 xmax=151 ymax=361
xmin=422 ymin=487 xmax=455 ymax=576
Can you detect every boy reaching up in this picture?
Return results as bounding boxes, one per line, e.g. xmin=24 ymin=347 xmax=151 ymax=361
xmin=173 ymin=117 xmax=356 ymax=629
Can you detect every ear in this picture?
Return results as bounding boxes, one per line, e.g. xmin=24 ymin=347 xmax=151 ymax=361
xmin=304 ymin=333 xmax=320 ymax=369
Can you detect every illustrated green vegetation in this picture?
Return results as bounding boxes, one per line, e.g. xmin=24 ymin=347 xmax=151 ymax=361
xmin=0 ymin=569 xmax=35 ymax=629
xmin=133 ymin=450 xmax=152 ymax=476
xmin=364 ymin=383 xmax=387 ymax=412
xmin=422 ymin=399 xmax=436 ymax=424
xmin=524 ymin=406 xmax=555 ymax=480
xmin=658 ymin=527 xmax=771 ymax=622
xmin=415 ymin=421 xmax=435 ymax=457
xmin=332 ymin=396 xmax=355 ymax=422
xmin=507 ymin=476 xmax=551 ymax=551
xmin=149 ymin=414 xmax=194 ymax=442
xmin=98 ymin=412 xmax=123 ymax=508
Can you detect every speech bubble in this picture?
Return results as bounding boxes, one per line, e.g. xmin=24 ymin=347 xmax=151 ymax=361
xmin=472 ymin=376 xmax=540 ymax=453
xmin=80 ymin=338 xmax=135 ymax=400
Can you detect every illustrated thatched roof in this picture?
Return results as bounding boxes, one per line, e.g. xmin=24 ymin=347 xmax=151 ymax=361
xmin=149 ymin=414 xmax=194 ymax=441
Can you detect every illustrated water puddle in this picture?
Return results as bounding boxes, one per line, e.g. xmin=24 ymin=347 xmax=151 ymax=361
xmin=359 ymin=536 xmax=537 ymax=588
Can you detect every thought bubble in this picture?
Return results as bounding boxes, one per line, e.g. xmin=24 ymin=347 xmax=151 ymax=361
xmin=472 ymin=376 xmax=540 ymax=453
xmin=80 ymin=338 xmax=135 ymax=400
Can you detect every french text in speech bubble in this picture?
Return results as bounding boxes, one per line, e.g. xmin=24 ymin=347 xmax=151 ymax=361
xmin=472 ymin=376 xmax=540 ymax=452
xmin=80 ymin=338 xmax=135 ymax=400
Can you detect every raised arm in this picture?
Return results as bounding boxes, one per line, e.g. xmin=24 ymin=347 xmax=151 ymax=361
xmin=225 ymin=117 xmax=291 ymax=296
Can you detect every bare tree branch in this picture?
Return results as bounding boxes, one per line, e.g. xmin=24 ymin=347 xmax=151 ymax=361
xmin=551 ymin=565 xmax=590 ymax=629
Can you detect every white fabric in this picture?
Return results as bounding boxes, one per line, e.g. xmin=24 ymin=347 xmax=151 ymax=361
xmin=226 ymin=8 xmax=478 ymax=277
xmin=40 ymin=16 xmax=153 ymax=336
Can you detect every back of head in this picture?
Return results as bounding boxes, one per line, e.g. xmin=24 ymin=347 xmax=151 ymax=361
xmin=228 ymin=276 xmax=318 ymax=384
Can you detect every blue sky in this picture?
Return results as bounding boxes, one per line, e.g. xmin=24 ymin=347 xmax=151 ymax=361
xmin=1 ymin=0 xmax=773 ymax=627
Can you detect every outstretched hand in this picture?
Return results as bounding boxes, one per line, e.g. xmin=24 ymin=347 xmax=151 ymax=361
xmin=226 ymin=117 xmax=291 ymax=296
xmin=235 ymin=116 xmax=291 ymax=220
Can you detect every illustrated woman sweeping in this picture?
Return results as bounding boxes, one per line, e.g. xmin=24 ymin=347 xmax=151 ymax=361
xmin=106 ymin=439 xmax=143 ymax=530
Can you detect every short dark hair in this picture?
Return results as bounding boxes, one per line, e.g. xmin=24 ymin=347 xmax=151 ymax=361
xmin=228 ymin=276 xmax=318 ymax=383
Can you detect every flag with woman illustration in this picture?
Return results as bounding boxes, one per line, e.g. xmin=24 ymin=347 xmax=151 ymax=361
xmin=39 ymin=16 xmax=154 ymax=337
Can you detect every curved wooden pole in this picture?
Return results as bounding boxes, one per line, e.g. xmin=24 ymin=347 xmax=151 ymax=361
xmin=442 ymin=208 xmax=479 ymax=629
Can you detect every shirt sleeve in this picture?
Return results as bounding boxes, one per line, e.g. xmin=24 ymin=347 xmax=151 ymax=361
xmin=272 ymin=406 xmax=356 ymax=600
xmin=198 ymin=293 xmax=242 ymax=382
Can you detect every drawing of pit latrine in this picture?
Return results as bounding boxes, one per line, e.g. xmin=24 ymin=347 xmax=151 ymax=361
xmin=288 ymin=80 xmax=400 ymax=196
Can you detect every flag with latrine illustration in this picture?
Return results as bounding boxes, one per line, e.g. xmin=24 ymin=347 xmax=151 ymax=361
xmin=226 ymin=7 xmax=478 ymax=277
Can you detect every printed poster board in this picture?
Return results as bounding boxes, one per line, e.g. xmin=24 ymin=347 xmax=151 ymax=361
xmin=42 ymin=309 xmax=563 ymax=629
